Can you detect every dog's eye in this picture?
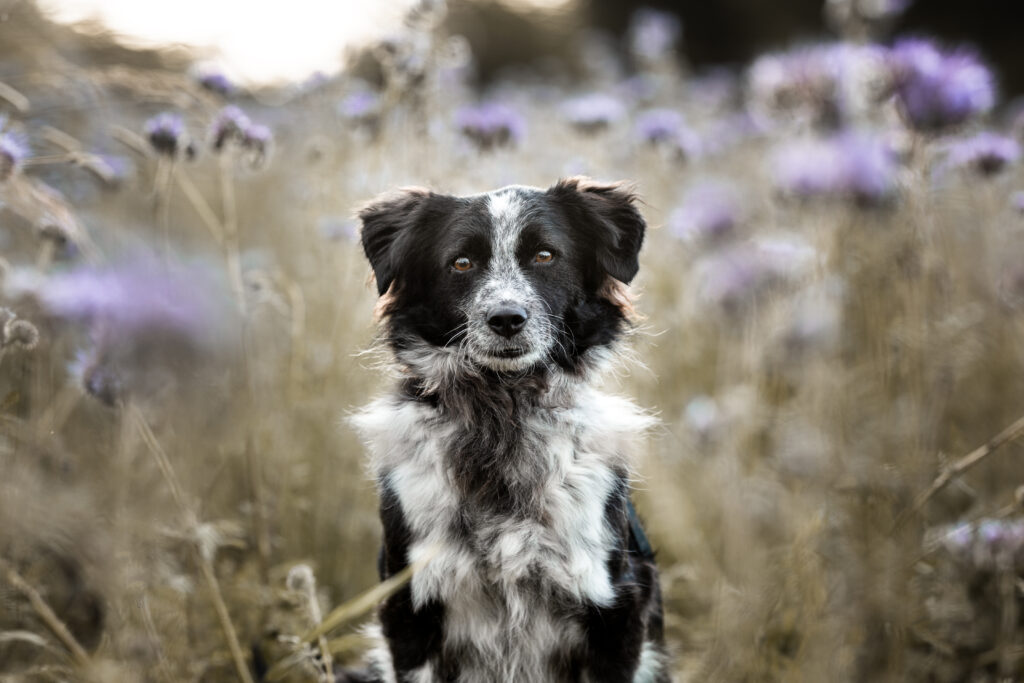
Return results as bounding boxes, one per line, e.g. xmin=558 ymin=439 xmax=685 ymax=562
xmin=452 ymin=256 xmax=474 ymax=272
xmin=534 ymin=250 xmax=554 ymax=264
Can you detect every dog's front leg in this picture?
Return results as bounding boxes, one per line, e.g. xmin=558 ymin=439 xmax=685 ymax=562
xmin=583 ymin=573 xmax=649 ymax=682
xmin=583 ymin=494 xmax=665 ymax=683
xmin=376 ymin=480 xmax=446 ymax=683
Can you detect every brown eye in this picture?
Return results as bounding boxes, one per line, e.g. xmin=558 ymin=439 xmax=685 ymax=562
xmin=453 ymin=256 xmax=473 ymax=272
xmin=534 ymin=250 xmax=554 ymax=264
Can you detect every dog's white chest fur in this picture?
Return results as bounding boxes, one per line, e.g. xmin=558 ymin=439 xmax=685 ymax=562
xmin=352 ymin=385 xmax=653 ymax=682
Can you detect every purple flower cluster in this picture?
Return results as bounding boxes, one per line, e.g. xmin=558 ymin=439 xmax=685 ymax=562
xmin=455 ymin=102 xmax=525 ymax=150
xmin=561 ymin=93 xmax=626 ymax=134
xmin=42 ymin=259 xmax=222 ymax=343
xmin=748 ymin=42 xmax=889 ymax=127
xmin=40 ymin=255 xmax=234 ymax=404
xmin=942 ymin=132 xmax=1020 ymax=176
xmin=210 ymin=106 xmax=273 ymax=165
xmin=0 ymin=124 xmax=28 ymax=182
xmin=771 ymin=131 xmax=900 ymax=205
xmin=627 ymin=8 xmax=682 ymax=63
xmin=942 ymin=519 xmax=1024 ymax=570
xmin=668 ymin=181 xmax=742 ymax=244
xmin=197 ymin=70 xmax=235 ymax=97
xmin=889 ymin=38 xmax=995 ymax=132
xmin=338 ymin=89 xmax=382 ymax=123
xmin=635 ymin=108 xmax=701 ymax=159
xmin=144 ymin=112 xmax=195 ymax=160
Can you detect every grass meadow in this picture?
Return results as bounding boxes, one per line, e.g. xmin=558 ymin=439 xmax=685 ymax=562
xmin=2 ymin=1 xmax=1024 ymax=681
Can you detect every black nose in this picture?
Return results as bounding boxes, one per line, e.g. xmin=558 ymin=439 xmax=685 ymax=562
xmin=487 ymin=306 xmax=528 ymax=338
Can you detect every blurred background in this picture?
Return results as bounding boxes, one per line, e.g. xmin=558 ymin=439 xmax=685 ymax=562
xmin=2 ymin=0 xmax=1024 ymax=681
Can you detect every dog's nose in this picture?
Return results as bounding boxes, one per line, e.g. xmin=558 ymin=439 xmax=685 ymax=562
xmin=487 ymin=305 xmax=528 ymax=338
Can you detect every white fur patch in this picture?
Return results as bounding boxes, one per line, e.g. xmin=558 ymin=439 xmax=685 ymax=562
xmin=632 ymin=642 xmax=669 ymax=683
xmin=352 ymin=379 xmax=655 ymax=681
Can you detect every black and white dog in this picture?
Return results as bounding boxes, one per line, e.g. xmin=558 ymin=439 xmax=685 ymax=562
xmin=349 ymin=178 xmax=669 ymax=683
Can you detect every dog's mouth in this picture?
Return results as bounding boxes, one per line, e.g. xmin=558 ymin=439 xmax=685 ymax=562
xmin=491 ymin=348 xmax=526 ymax=359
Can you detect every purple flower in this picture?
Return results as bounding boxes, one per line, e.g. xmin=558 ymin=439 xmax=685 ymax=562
xmin=748 ymin=43 xmax=890 ymax=127
xmin=42 ymin=259 xmax=223 ymax=343
xmin=942 ymin=132 xmax=1020 ymax=176
xmin=197 ymin=71 xmax=235 ymax=97
xmin=318 ymin=216 xmax=359 ymax=243
xmin=889 ymin=38 xmax=995 ymax=132
xmin=627 ymin=8 xmax=681 ymax=63
xmin=455 ymin=102 xmax=525 ymax=150
xmin=338 ymin=90 xmax=381 ymax=122
xmin=668 ymin=181 xmax=742 ymax=243
xmin=561 ymin=93 xmax=626 ymax=134
xmin=695 ymin=236 xmax=816 ymax=311
xmin=144 ymin=112 xmax=192 ymax=159
xmin=635 ymin=108 xmax=684 ymax=143
xmin=772 ymin=131 xmax=900 ymax=205
xmin=241 ymin=123 xmax=273 ymax=165
xmin=210 ymin=105 xmax=251 ymax=151
xmin=634 ymin=108 xmax=702 ymax=158
xmin=209 ymin=106 xmax=272 ymax=166
xmin=0 ymin=125 xmax=29 ymax=181
xmin=40 ymin=255 xmax=235 ymax=404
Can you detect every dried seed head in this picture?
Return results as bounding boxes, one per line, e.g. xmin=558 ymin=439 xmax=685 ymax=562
xmin=285 ymin=564 xmax=316 ymax=594
xmin=2 ymin=318 xmax=40 ymax=350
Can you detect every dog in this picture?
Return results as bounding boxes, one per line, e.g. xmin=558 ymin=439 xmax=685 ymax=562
xmin=349 ymin=177 xmax=669 ymax=683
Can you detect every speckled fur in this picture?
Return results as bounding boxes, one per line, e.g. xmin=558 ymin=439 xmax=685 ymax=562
xmin=350 ymin=179 xmax=670 ymax=683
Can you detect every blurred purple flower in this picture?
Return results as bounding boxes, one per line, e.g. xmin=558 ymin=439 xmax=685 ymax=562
xmin=635 ymin=108 xmax=684 ymax=143
xmin=689 ymin=68 xmax=740 ymax=110
xmin=338 ymin=90 xmax=381 ymax=122
xmin=772 ymin=131 xmax=900 ymax=205
xmin=890 ymin=38 xmax=995 ymax=132
xmin=702 ymin=112 xmax=768 ymax=156
xmin=942 ymin=132 xmax=1020 ymax=176
xmin=242 ymin=123 xmax=273 ymax=165
xmin=455 ymin=102 xmax=525 ymax=150
xmin=198 ymin=71 xmax=235 ymax=97
xmin=40 ymin=256 xmax=235 ymax=404
xmin=940 ymin=519 xmax=1024 ymax=570
xmin=615 ymin=74 xmax=659 ymax=106
xmin=561 ymin=93 xmax=626 ymax=134
xmin=0 ymin=125 xmax=29 ymax=182
xmin=696 ymin=236 xmax=816 ymax=311
xmin=635 ymin=108 xmax=701 ymax=158
xmin=210 ymin=105 xmax=250 ymax=151
xmin=42 ymin=259 xmax=223 ymax=344
xmin=748 ymin=42 xmax=891 ymax=127
xmin=144 ymin=112 xmax=193 ymax=159
xmin=668 ymin=181 xmax=743 ymax=243
xmin=627 ymin=8 xmax=681 ymax=63
xmin=318 ymin=216 xmax=359 ymax=243
xmin=210 ymin=106 xmax=272 ymax=166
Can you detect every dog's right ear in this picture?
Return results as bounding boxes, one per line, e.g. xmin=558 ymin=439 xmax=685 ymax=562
xmin=358 ymin=188 xmax=434 ymax=296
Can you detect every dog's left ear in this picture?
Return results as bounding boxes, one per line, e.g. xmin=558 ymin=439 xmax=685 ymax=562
xmin=358 ymin=187 xmax=435 ymax=296
xmin=547 ymin=177 xmax=646 ymax=285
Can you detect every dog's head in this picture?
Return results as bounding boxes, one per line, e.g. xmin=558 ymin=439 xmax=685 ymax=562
xmin=358 ymin=177 xmax=645 ymax=375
